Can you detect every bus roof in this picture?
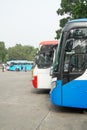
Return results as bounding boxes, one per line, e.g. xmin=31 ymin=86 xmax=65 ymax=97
xmin=39 ymin=40 xmax=58 ymax=45
xmin=69 ymin=18 xmax=87 ymax=23
xmin=7 ymin=60 xmax=33 ymax=64
xmin=63 ymin=18 xmax=87 ymax=32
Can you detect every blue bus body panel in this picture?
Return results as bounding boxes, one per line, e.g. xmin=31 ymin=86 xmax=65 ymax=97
xmin=50 ymin=80 xmax=87 ymax=108
xmin=26 ymin=65 xmax=32 ymax=71
xmin=62 ymin=80 xmax=87 ymax=108
xmin=50 ymin=80 xmax=62 ymax=106
xmin=9 ymin=65 xmax=19 ymax=71
xmin=9 ymin=64 xmax=32 ymax=71
xmin=9 ymin=65 xmax=21 ymax=71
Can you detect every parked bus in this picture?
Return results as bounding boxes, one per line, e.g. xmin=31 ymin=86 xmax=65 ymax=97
xmin=50 ymin=19 xmax=87 ymax=109
xmin=7 ymin=60 xmax=33 ymax=71
xmin=32 ymin=40 xmax=58 ymax=89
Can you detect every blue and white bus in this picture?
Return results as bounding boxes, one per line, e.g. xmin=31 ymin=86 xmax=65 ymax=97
xmin=7 ymin=60 xmax=33 ymax=71
xmin=50 ymin=19 xmax=87 ymax=108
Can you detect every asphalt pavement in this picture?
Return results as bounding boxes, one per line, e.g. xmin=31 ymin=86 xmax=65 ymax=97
xmin=0 ymin=71 xmax=87 ymax=130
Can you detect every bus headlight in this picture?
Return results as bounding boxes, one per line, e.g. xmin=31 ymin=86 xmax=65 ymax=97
xmin=51 ymin=81 xmax=56 ymax=90
xmin=50 ymin=81 xmax=56 ymax=94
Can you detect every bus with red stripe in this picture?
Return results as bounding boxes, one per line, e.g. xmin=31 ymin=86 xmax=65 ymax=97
xmin=32 ymin=40 xmax=58 ymax=89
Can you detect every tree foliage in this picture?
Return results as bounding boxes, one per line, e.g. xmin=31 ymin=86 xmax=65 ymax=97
xmin=0 ymin=42 xmax=38 ymax=63
xmin=7 ymin=44 xmax=38 ymax=61
xmin=56 ymin=0 xmax=87 ymax=39
xmin=0 ymin=42 xmax=6 ymax=62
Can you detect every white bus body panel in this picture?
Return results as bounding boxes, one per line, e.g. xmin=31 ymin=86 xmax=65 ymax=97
xmin=76 ymin=69 xmax=87 ymax=80
xmin=37 ymin=68 xmax=51 ymax=89
xmin=33 ymin=65 xmax=38 ymax=76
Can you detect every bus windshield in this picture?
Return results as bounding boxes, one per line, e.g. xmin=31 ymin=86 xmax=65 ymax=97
xmin=53 ymin=28 xmax=87 ymax=73
xmin=37 ymin=45 xmax=57 ymax=68
xmin=64 ymin=28 xmax=87 ymax=72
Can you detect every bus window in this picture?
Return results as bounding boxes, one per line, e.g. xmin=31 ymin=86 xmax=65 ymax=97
xmin=62 ymin=28 xmax=87 ymax=84
xmin=53 ymin=33 xmax=63 ymax=74
xmin=37 ymin=51 xmax=53 ymax=68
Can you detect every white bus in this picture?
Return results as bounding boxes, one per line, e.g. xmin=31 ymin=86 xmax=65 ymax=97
xmin=32 ymin=40 xmax=58 ymax=89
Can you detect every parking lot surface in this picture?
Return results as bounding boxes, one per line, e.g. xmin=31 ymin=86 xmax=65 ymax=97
xmin=0 ymin=71 xmax=87 ymax=130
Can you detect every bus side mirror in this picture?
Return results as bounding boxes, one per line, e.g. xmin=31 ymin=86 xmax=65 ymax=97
xmin=35 ymin=55 xmax=39 ymax=64
xmin=50 ymin=67 xmax=53 ymax=76
xmin=35 ymin=59 xmax=38 ymax=64
xmin=65 ymin=39 xmax=73 ymax=52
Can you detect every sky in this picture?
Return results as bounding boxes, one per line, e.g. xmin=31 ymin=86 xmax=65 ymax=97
xmin=0 ymin=0 xmax=61 ymax=48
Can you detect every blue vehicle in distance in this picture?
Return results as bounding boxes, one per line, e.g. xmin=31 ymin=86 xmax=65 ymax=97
xmin=7 ymin=60 xmax=33 ymax=71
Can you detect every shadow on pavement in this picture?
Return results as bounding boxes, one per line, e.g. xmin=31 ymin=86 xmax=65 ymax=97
xmin=31 ymin=89 xmax=50 ymax=94
xmin=50 ymin=104 xmax=87 ymax=114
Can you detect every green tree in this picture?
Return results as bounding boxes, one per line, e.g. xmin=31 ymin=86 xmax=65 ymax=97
xmin=0 ymin=42 xmax=6 ymax=62
xmin=7 ymin=44 xmax=38 ymax=61
xmin=72 ymin=1 xmax=87 ymax=18
xmin=56 ymin=0 xmax=87 ymax=39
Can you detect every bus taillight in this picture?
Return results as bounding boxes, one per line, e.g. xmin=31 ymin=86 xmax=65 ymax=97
xmin=32 ymin=76 xmax=37 ymax=88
